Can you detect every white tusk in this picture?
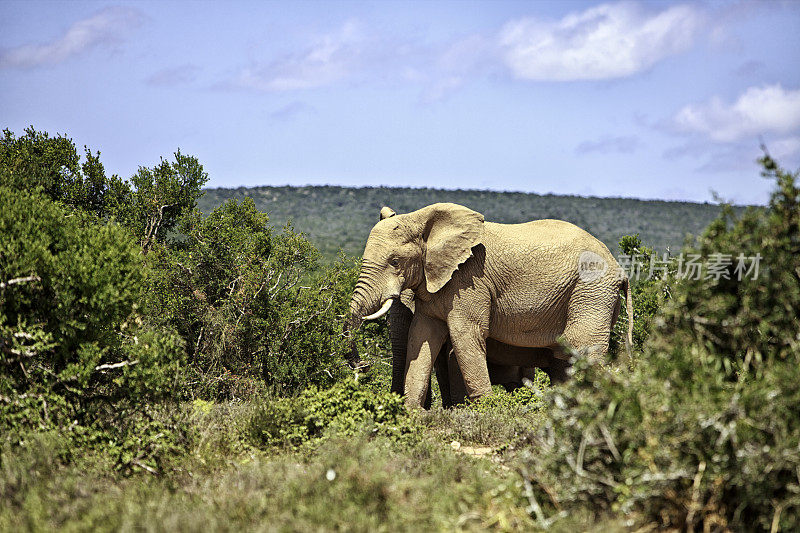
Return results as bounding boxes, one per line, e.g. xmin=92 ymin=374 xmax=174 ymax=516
xmin=362 ymin=299 xmax=393 ymax=320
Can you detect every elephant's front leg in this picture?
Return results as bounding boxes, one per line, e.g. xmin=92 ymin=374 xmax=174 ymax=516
xmin=448 ymin=321 xmax=492 ymax=401
xmin=404 ymin=314 xmax=448 ymax=409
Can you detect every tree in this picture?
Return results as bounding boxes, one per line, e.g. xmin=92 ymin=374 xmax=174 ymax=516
xmin=0 ymin=126 xmax=127 ymax=219
xmin=1 ymin=128 xmax=208 ymax=252
xmin=145 ymin=198 xmax=355 ymax=397
xmin=115 ymin=150 xmax=208 ymax=252
xmin=0 ymin=186 xmax=184 ymax=438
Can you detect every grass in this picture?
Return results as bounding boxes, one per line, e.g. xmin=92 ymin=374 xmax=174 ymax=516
xmin=0 ymin=399 xmax=548 ymax=532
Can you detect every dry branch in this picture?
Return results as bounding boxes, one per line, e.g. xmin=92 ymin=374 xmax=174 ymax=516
xmin=0 ymin=275 xmax=41 ymax=290
xmin=95 ymin=359 xmax=139 ymax=371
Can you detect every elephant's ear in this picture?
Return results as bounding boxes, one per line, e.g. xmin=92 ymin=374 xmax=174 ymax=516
xmin=417 ymin=203 xmax=484 ymax=293
xmin=380 ymin=206 xmax=396 ymax=220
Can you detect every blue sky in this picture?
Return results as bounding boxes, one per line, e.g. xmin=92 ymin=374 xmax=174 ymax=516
xmin=1 ymin=1 xmax=799 ymax=204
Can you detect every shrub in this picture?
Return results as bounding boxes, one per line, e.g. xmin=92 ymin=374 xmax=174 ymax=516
xmin=651 ymin=154 xmax=799 ymax=370
xmin=0 ymin=127 xmax=208 ymax=252
xmin=0 ymin=127 xmax=128 ymax=220
xmin=0 ymin=127 xmax=380 ymax=401
xmin=113 ymin=150 xmax=208 ymax=251
xmin=521 ymin=155 xmax=800 ymax=531
xmin=247 ymin=379 xmax=417 ymax=448
xmin=610 ymin=234 xmax=670 ymax=356
xmin=145 ymin=198 xmax=360 ymax=398
xmin=0 ymin=187 xmax=185 ymax=465
xmin=466 ymin=371 xmax=550 ymax=413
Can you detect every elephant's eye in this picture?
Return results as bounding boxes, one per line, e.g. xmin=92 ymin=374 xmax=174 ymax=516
xmin=389 ymin=257 xmax=400 ymax=267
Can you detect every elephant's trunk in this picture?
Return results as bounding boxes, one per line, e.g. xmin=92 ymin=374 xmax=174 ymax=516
xmin=343 ymin=268 xmax=386 ymax=370
xmin=347 ymin=262 xmax=389 ymax=329
xmin=343 ymin=297 xmax=368 ymax=370
xmin=345 ymin=288 xmax=369 ymax=333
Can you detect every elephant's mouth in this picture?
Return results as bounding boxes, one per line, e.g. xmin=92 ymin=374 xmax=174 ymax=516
xmin=362 ymin=297 xmax=394 ymax=321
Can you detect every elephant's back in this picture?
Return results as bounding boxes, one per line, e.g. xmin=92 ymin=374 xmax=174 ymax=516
xmin=481 ymin=219 xmax=622 ymax=300
xmin=484 ymin=219 xmax=615 ymax=262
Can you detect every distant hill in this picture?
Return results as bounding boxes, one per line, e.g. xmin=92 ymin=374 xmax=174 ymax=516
xmin=197 ymin=185 xmax=744 ymax=260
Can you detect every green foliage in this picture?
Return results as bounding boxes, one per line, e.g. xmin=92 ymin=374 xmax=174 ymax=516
xmin=248 ymin=379 xmax=417 ymax=448
xmin=651 ymin=153 xmax=800 ymax=370
xmin=0 ymin=127 xmax=128 ymax=220
xmin=0 ymin=187 xmax=185 ymax=467
xmin=610 ymin=234 xmax=670 ymax=355
xmin=145 ymin=198 xmax=357 ymax=397
xmin=467 ymin=371 xmax=550 ymax=413
xmin=523 ymin=156 xmax=800 ymax=531
xmin=115 ymin=150 xmax=208 ymax=251
xmin=0 ymin=127 xmax=207 ymax=252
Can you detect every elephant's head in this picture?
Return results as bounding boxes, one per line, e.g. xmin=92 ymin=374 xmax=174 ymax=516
xmin=345 ymin=203 xmax=484 ymax=335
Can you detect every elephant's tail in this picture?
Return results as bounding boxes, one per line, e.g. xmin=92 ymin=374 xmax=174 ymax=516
xmin=622 ymin=276 xmax=634 ymax=355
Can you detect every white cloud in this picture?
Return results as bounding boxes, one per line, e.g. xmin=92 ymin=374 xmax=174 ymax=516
xmin=576 ymin=135 xmax=641 ymax=155
xmin=146 ymin=64 xmax=200 ymax=86
xmin=233 ymin=21 xmax=363 ymax=91
xmin=0 ymin=7 xmax=145 ymax=69
xmin=269 ymin=101 xmax=316 ymax=121
xmin=420 ymin=34 xmax=496 ymax=102
xmin=499 ymin=2 xmax=700 ymax=81
xmin=673 ymin=84 xmax=800 ymax=143
xmin=770 ymin=136 xmax=800 ymax=160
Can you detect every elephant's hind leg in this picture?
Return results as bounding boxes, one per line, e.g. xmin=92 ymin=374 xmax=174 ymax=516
xmin=544 ymin=351 xmax=571 ymax=383
xmin=562 ymin=315 xmax=613 ymax=365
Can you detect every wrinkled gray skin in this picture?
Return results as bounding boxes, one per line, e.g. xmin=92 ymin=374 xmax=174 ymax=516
xmin=388 ymin=290 xmax=567 ymax=407
xmin=346 ymin=202 xmax=633 ymax=409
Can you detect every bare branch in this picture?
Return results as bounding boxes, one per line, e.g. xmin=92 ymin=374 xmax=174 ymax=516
xmin=131 ymin=458 xmax=158 ymax=475
xmin=268 ymin=271 xmax=284 ymax=295
xmin=598 ymin=423 xmax=621 ymax=462
xmin=194 ymin=327 xmax=204 ymax=360
xmin=95 ymin=360 xmax=139 ymax=371
xmin=0 ymin=275 xmax=41 ymax=290
xmin=141 ymin=202 xmax=178 ymax=253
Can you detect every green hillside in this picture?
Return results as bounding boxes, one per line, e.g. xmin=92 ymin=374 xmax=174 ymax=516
xmin=198 ymin=185 xmax=744 ymax=258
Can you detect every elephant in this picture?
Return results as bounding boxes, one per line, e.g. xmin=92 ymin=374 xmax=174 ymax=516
xmin=345 ymin=202 xmax=633 ymax=409
xmin=389 ymin=286 xmax=567 ymax=409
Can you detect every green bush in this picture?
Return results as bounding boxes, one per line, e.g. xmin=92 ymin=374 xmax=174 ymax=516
xmin=521 ymin=156 xmax=800 ymax=531
xmin=0 ymin=187 xmax=185 ymax=463
xmin=467 ymin=371 xmax=550 ymax=413
xmin=145 ymin=198 xmax=360 ymax=398
xmin=114 ymin=149 xmax=208 ymax=251
xmin=0 ymin=127 xmax=208 ymax=252
xmin=651 ymin=154 xmax=799 ymax=370
xmin=1 ymin=127 xmax=383 ymax=402
xmin=0 ymin=127 xmax=128 ymax=220
xmin=610 ymin=234 xmax=670 ymax=356
xmin=247 ymin=379 xmax=416 ymax=448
